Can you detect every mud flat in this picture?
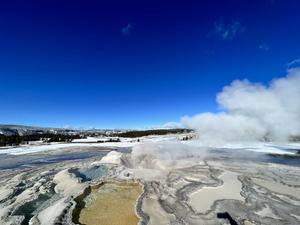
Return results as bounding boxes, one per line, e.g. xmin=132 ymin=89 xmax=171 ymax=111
xmin=188 ymin=171 xmax=244 ymax=213
xmin=74 ymin=182 xmax=143 ymax=225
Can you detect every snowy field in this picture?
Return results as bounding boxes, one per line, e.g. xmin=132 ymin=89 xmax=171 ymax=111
xmin=0 ymin=135 xmax=179 ymax=155
xmin=0 ymin=134 xmax=299 ymax=155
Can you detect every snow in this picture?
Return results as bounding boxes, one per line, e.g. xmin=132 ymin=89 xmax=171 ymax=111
xmin=0 ymin=134 xmax=182 ymax=155
xmin=71 ymin=137 xmax=110 ymax=143
xmin=0 ymin=142 xmax=135 ymax=155
xmin=1 ymin=134 xmax=299 ymax=156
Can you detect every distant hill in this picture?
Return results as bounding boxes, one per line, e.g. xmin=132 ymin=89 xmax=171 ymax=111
xmin=0 ymin=124 xmax=192 ymax=147
xmin=0 ymin=124 xmax=191 ymax=137
xmin=0 ymin=124 xmax=77 ymax=136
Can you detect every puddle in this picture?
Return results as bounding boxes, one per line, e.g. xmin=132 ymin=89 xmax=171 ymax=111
xmin=73 ymin=182 xmax=143 ymax=225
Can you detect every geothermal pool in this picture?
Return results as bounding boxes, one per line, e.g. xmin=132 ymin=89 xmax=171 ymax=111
xmin=70 ymin=165 xmax=109 ymax=182
xmin=74 ymin=182 xmax=143 ymax=225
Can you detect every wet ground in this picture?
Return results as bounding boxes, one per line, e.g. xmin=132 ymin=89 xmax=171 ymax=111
xmin=0 ymin=144 xmax=299 ymax=171
xmin=210 ymin=148 xmax=300 ymax=167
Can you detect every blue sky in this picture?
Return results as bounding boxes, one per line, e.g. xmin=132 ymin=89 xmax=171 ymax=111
xmin=0 ymin=0 xmax=299 ymax=128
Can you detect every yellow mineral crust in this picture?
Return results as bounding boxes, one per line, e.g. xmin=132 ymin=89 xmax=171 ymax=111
xmin=78 ymin=182 xmax=143 ymax=225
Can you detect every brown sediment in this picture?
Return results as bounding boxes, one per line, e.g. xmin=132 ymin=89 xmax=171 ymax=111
xmin=72 ymin=181 xmax=143 ymax=225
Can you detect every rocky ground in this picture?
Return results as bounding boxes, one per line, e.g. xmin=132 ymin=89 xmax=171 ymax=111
xmin=0 ymin=142 xmax=300 ymax=225
xmin=137 ymin=160 xmax=300 ymax=225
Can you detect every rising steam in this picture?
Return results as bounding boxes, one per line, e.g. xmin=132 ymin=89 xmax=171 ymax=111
xmin=182 ymin=68 xmax=300 ymax=145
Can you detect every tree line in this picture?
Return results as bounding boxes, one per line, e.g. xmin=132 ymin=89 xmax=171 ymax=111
xmin=117 ymin=128 xmax=193 ymax=138
xmin=0 ymin=133 xmax=81 ymax=146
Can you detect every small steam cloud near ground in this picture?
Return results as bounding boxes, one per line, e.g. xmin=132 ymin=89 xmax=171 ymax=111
xmin=130 ymin=142 xmax=206 ymax=170
xmin=120 ymin=142 xmax=207 ymax=181
xmin=182 ymin=68 xmax=300 ymax=145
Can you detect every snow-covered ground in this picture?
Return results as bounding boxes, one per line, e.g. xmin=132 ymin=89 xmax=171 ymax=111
xmin=0 ymin=134 xmax=182 ymax=155
xmin=0 ymin=142 xmax=134 ymax=155
xmin=71 ymin=137 xmax=122 ymax=143
xmin=0 ymin=134 xmax=299 ymax=156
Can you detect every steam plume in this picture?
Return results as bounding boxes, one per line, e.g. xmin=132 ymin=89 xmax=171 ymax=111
xmin=182 ymin=68 xmax=300 ymax=145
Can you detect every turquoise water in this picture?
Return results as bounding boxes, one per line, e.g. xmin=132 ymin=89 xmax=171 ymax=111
xmin=70 ymin=165 xmax=109 ymax=182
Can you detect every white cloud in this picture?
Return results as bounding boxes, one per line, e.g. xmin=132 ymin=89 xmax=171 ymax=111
xmin=259 ymin=43 xmax=270 ymax=51
xmin=182 ymin=68 xmax=300 ymax=145
xmin=122 ymin=23 xmax=133 ymax=36
xmin=212 ymin=19 xmax=244 ymax=40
